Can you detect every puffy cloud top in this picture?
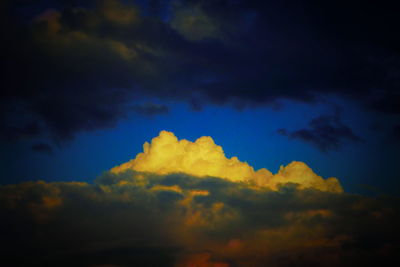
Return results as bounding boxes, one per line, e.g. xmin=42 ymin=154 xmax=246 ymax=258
xmin=111 ymin=131 xmax=343 ymax=192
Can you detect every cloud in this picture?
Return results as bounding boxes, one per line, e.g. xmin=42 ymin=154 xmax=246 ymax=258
xmin=98 ymin=0 xmax=139 ymax=25
xmin=111 ymin=131 xmax=342 ymax=192
xmin=170 ymin=4 xmax=222 ymax=41
xmin=278 ymin=113 xmax=362 ymax=152
xmin=1 ymin=171 xmax=399 ymax=266
xmin=1 ymin=0 xmax=181 ymax=141
xmin=1 ymin=0 xmax=400 ymax=142
xmin=0 ymin=131 xmax=399 ymax=266
xmin=0 ymin=121 xmax=41 ymax=142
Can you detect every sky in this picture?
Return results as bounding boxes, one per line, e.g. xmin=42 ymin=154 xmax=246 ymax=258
xmin=1 ymin=0 xmax=400 ymax=266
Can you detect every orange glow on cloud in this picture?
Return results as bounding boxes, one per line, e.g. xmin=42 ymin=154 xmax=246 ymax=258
xmin=111 ymin=131 xmax=343 ymax=192
xmin=176 ymin=253 xmax=229 ymax=267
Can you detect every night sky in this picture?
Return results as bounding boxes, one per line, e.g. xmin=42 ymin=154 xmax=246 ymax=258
xmin=1 ymin=0 xmax=400 ymax=266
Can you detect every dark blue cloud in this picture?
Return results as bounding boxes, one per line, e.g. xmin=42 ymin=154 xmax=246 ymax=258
xmin=1 ymin=0 xmax=399 ymax=142
xmin=278 ymin=112 xmax=362 ymax=152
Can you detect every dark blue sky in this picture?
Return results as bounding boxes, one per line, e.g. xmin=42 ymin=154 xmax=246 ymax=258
xmin=1 ymin=98 xmax=398 ymax=194
xmin=1 ymin=0 xmax=399 ymax=195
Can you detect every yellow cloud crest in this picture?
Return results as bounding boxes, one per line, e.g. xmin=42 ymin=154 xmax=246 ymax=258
xmin=111 ymin=131 xmax=343 ymax=192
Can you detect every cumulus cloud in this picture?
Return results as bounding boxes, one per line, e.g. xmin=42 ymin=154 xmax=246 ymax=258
xmin=0 ymin=131 xmax=399 ymax=266
xmin=111 ymin=131 xmax=342 ymax=192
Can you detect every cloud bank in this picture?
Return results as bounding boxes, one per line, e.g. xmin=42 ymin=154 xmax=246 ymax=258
xmin=1 ymin=131 xmax=399 ymax=266
xmin=1 ymin=0 xmax=399 ymax=141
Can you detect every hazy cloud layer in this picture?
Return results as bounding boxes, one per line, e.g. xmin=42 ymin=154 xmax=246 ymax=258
xmin=1 ymin=0 xmax=399 ymax=141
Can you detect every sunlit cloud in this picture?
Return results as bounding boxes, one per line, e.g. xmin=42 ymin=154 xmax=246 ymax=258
xmin=111 ymin=131 xmax=342 ymax=192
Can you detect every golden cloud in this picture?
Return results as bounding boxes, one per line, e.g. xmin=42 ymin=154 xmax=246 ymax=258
xmin=111 ymin=131 xmax=342 ymax=192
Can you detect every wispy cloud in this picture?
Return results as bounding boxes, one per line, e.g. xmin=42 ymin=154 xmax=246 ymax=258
xmin=278 ymin=112 xmax=362 ymax=152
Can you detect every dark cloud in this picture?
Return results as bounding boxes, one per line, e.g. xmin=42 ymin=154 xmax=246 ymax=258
xmin=278 ymin=112 xmax=362 ymax=152
xmin=31 ymin=143 xmax=53 ymax=154
xmin=1 ymin=0 xmax=399 ymax=142
xmin=0 ymin=121 xmax=40 ymax=142
xmin=0 ymin=171 xmax=399 ymax=266
xmin=1 ymin=0 xmax=181 ymax=141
